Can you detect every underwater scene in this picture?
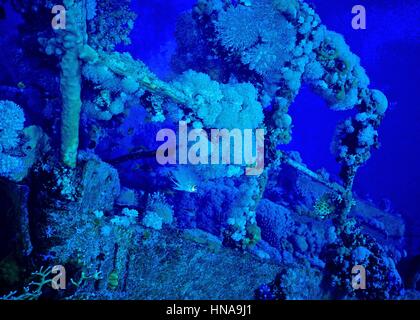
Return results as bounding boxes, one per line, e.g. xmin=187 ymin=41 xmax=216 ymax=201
xmin=0 ymin=0 xmax=419 ymax=302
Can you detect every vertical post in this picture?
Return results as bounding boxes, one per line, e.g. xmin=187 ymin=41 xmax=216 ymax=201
xmin=59 ymin=0 xmax=86 ymax=168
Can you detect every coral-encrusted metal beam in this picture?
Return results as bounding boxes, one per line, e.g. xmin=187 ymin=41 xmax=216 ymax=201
xmin=58 ymin=0 xmax=86 ymax=168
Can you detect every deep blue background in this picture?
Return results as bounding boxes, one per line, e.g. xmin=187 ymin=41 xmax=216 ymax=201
xmin=129 ymin=0 xmax=420 ymax=248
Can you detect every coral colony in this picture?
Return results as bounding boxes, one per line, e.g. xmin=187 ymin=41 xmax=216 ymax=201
xmin=0 ymin=0 xmax=417 ymax=301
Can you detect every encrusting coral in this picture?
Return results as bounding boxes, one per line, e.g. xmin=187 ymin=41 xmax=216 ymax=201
xmin=53 ymin=0 xmax=86 ymax=168
xmin=0 ymin=0 xmax=406 ymax=301
xmin=0 ymin=100 xmax=49 ymax=182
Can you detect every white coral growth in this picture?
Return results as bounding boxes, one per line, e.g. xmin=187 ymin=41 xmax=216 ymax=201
xmin=0 ymin=100 xmax=25 ymax=151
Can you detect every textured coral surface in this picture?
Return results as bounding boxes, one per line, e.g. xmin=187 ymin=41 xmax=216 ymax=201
xmin=0 ymin=0 xmax=419 ymax=301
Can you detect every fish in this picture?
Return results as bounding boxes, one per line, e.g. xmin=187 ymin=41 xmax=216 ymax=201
xmin=17 ymin=81 xmax=26 ymax=89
